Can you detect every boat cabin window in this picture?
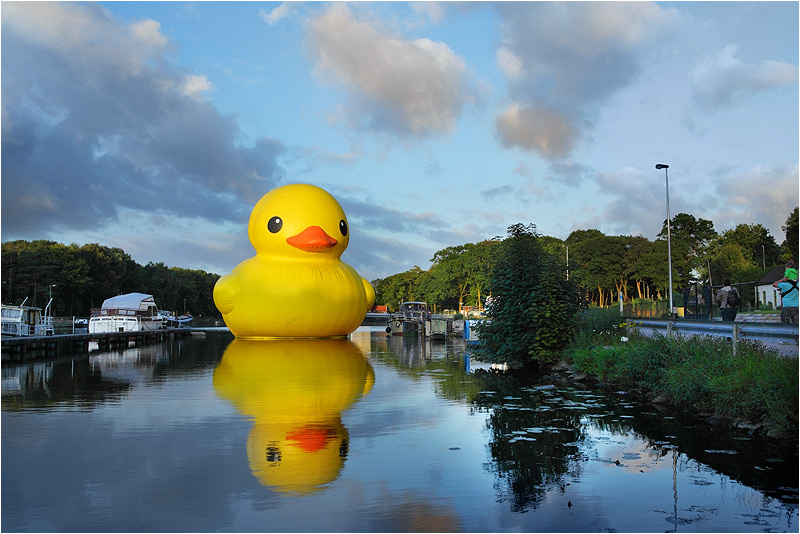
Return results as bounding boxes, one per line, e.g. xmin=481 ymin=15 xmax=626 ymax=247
xmin=2 ymin=308 xmax=21 ymax=319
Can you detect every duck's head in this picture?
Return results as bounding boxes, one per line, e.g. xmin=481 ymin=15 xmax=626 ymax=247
xmin=248 ymin=184 xmax=350 ymax=260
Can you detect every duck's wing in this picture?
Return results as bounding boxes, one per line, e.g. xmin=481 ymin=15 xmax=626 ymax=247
xmin=362 ymin=277 xmax=376 ymax=312
xmin=213 ymin=273 xmax=240 ymax=315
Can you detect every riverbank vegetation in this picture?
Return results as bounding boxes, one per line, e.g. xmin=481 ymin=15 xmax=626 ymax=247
xmin=2 ymin=240 xmax=220 ymax=319
xmin=565 ymin=307 xmax=798 ymax=441
xmin=374 ymin=207 xmax=797 ymax=313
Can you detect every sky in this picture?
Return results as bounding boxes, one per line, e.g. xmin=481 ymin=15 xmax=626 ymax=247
xmin=2 ymin=1 xmax=798 ymax=282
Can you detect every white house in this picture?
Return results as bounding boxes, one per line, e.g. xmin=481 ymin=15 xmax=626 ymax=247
xmin=755 ymin=266 xmax=786 ymax=309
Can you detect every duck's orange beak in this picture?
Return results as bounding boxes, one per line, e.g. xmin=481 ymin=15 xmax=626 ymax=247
xmin=286 ymin=226 xmax=337 ymax=252
xmin=286 ymin=425 xmax=337 ymax=453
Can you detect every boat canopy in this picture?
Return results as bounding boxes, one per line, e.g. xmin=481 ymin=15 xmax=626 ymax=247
xmin=101 ymin=293 xmax=157 ymax=312
xmin=400 ymin=301 xmax=428 ymax=310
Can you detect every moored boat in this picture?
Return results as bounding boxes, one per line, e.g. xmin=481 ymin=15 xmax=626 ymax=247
xmin=158 ymin=311 xmax=193 ymax=328
xmin=1 ymin=298 xmax=54 ymax=337
xmin=386 ymin=301 xmax=430 ymax=336
xmin=89 ymin=293 xmax=166 ymax=333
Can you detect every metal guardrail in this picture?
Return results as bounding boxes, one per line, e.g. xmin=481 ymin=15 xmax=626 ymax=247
xmin=625 ymin=318 xmax=798 ymax=356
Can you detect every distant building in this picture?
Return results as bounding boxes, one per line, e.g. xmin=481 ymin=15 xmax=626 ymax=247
xmin=756 ymin=266 xmax=786 ymax=309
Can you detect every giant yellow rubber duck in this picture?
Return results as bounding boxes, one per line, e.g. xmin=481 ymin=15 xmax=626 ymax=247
xmin=213 ymin=338 xmax=375 ymax=493
xmin=213 ymin=184 xmax=376 ymax=338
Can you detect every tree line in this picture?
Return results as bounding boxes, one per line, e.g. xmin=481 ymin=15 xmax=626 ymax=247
xmin=1 ymin=240 xmax=220 ymax=319
xmin=2 ymin=207 xmax=796 ymax=319
xmin=373 ymin=207 xmax=798 ymax=313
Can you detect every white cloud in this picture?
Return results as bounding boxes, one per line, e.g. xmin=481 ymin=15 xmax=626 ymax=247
xmin=2 ymin=2 xmax=170 ymax=78
xmin=307 ymin=3 xmax=475 ymax=137
xmin=714 ymin=164 xmax=799 ymax=236
xmin=690 ymin=44 xmax=799 ymax=109
xmin=259 ymin=3 xmax=291 ymax=26
xmin=131 ymin=18 xmax=168 ymax=49
xmin=495 ymin=102 xmax=579 ymax=159
xmin=1 ymin=2 xmax=283 ymax=238
xmin=410 ymin=2 xmax=445 ymax=24
xmin=496 ymin=48 xmax=523 ymax=80
xmin=182 ymin=74 xmax=213 ymax=98
xmin=492 ymin=2 xmax=675 ymax=159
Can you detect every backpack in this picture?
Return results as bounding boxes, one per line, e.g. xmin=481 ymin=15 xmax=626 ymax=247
xmin=727 ymin=287 xmax=741 ymax=306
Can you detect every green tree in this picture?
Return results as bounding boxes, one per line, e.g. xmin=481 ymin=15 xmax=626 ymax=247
xmin=781 ymin=206 xmax=798 ymax=263
xmin=631 ymin=239 xmax=671 ymax=300
xmin=715 ymin=223 xmax=780 ymax=270
xmin=2 ymin=239 xmax=221 ymax=318
xmin=708 ymin=242 xmax=750 ymax=284
xmin=428 ymin=245 xmax=471 ymax=312
xmin=625 ymin=236 xmax=656 ymax=299
xmin=373 ymin=266 xmax=427 ymax=311
xmin=658 ymin=213 xmax=717 ymax=282
xmin=571 ymin=234 xmax=647 ymax=306
xmin=463 ymin=240 xmax=500 ymax=310
xmin=424 ymin=241 xmax=500 ymax=313
xmin=565 ymin=229 xmax=604 ymax=245
xmin=474 ymin=224 xmax=579 ymax=368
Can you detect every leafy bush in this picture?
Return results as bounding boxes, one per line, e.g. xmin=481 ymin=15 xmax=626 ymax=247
xmin=474 ymin=224 xmax=579 ymax=368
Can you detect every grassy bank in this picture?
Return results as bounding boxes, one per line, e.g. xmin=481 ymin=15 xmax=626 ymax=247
xmin=564 ymin=308 xmax=798 ymax=441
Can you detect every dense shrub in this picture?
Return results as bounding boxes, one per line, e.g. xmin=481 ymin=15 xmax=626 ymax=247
xmin=474 ymin=224 xmax=579 ymax=368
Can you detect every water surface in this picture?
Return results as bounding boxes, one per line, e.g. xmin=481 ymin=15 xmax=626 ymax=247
xmin=2 ymin=327 xmax=797 ymax=532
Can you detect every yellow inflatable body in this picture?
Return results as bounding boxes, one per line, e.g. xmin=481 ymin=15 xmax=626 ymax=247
xmin=213 ymin=184 xmax=376 ymax=338
xmin=213 ymin=338 xmax=374 ymax=493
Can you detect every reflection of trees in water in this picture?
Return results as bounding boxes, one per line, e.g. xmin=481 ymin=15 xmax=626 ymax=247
xmin=474 ymin=371 xmax=799 ymax=511
xmin=1 ymin=332 xmax=233 ymax=410
xmin=472 ymin=371 xmax=588 ymax=512
xmin=610 ymin=397 xmax=800 ymax=505
xmin=2 ymin=357 xmax=132 ymax=410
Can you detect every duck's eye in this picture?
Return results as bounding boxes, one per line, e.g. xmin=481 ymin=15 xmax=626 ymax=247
xmin=339 ymin=219 xmax=348 ymax=236
xmin=267 ymin=216 xmax=283 ymax=233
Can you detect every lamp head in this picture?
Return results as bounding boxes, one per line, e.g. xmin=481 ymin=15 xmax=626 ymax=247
xmin=655 ymin=164 xmax=669 ymax=169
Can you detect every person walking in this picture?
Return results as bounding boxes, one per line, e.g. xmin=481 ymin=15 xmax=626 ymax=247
xmin=773 ymin=275 xmax=798 ymax=324
xmin=715 ymin=279 xmax=740 ymax=321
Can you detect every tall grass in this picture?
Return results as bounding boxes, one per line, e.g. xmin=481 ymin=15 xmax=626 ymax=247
xmin=571 ymin=307 xmax=625 ymax=348
xmin=566 ymin=309 xmax=798 ymax=439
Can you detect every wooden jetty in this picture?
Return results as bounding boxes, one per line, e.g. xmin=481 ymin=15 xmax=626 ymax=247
xmin=1 ymin=328 xmax=194 ymax=361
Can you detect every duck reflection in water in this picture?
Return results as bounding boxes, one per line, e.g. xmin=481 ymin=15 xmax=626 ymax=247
xmin=213 ymin=338 xmax=374 ymax=493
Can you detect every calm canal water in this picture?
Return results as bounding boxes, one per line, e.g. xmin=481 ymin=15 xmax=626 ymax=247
xmin=2 ymin=327 xmax=798 ymax=533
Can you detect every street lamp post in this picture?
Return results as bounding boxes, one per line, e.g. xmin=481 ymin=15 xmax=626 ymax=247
xmin=655 ymin=164 xmax=674 ymax=318
xmin=48 ymin=283 xmax=56 ymax=314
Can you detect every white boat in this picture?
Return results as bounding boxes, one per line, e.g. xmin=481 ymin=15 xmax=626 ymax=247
xmin=1 ymin=298 xmax=54 ymax=337
xmin=89 ymin=293 xmax=166 ymax=333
